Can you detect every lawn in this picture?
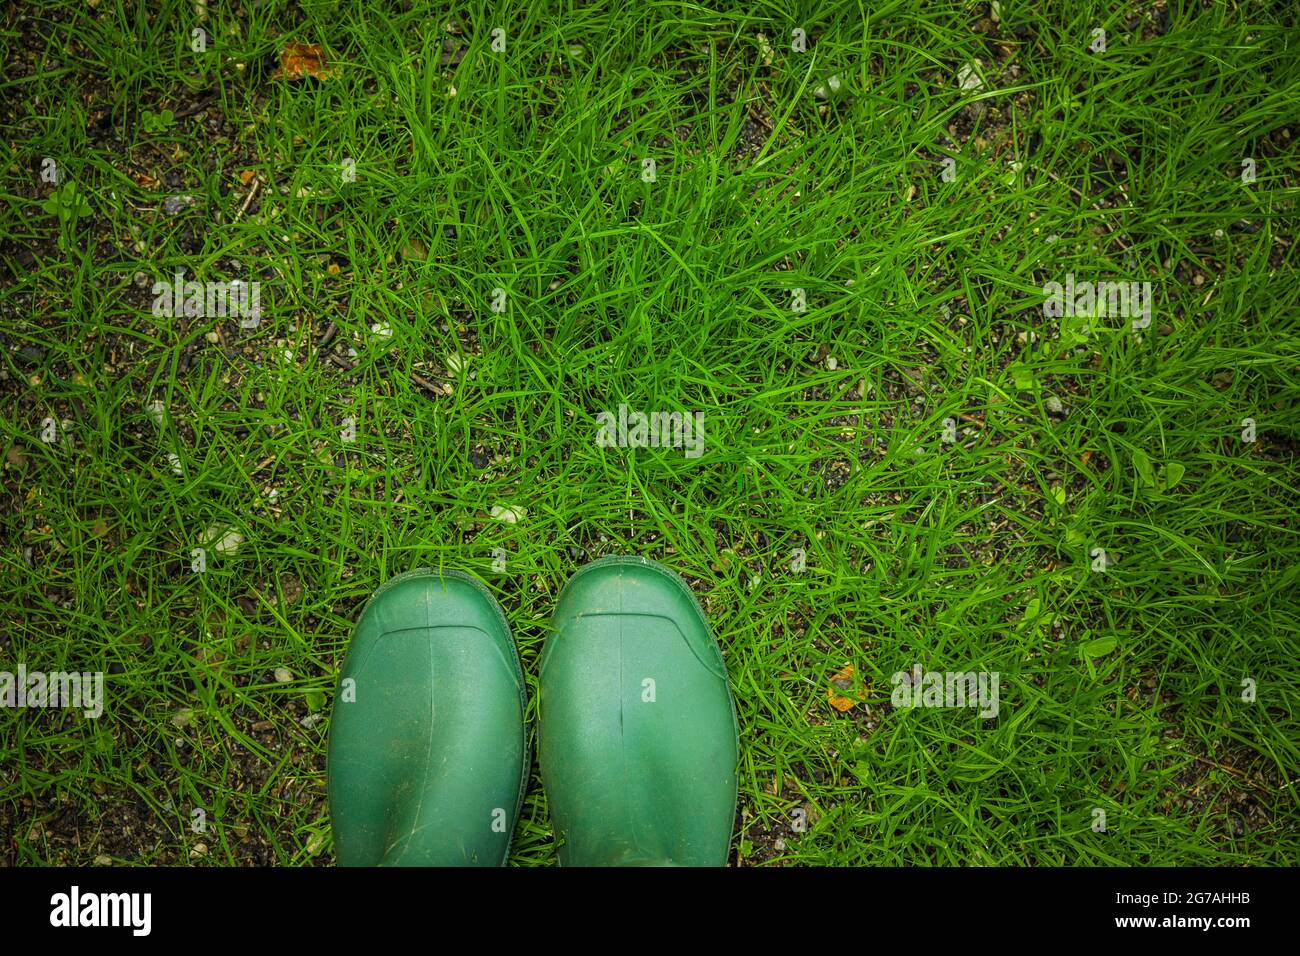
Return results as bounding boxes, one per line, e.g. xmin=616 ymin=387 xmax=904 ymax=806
xmin=1 ymin=0 xmax=1297 ymax=866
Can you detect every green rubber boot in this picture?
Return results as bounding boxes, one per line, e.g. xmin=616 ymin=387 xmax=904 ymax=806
xmin=327 ymin=569 xmax=528 ymax=866
xmin=539 ymin=555 xmax=739 ymax=866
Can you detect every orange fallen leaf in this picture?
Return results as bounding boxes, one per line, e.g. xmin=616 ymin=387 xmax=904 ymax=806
xmin=238 ymin=169 xmax=257 ymax=185
xmin=828 ymin=662 xmax=863 ymax=712
xmin=270 ymin=41 xmax=341 ymax=81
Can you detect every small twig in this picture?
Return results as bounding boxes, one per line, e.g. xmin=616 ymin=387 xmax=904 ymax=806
xmin=318 ymin=321 xmax=339 ymax=349
xmin=234 ymin=178 xmax=261 ymax=222
xmin=173 ymin=90 xmax=219 ymax=119
xmin=409 ymin=370 xmax=443 ymax=395
xmin=327 ymin=351 xmax=444 ymax=398
xmin=1194 ymin=755 xmax=1274 ymax=793
xmin=746 ymin=100 xmax=773 ymax=133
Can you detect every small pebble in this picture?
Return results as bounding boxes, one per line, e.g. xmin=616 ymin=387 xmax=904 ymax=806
xmin=305 ymin=831 xmax=328 ymax=856
xmin=490 ymin=504 xmax=526 ymax=524
xmin=163 ymin=195 xmax=194 ymax=216
xmin=813 ymin=74 xmax=843 ymax=100
xmin=145 ymin=400 xmax=166 ymax=429
xmin=957 ymin=61 xmax=985 ymax=92
xmin=204 ymin=525 xmax=243 ymax=555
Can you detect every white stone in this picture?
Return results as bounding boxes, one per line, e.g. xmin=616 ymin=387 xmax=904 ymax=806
xmin=490 ymin=505 xmax=526 ymax=524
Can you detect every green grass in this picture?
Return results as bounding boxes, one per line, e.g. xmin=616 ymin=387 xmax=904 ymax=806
xmin=1 ymin=0 xmax=1297 ymax=866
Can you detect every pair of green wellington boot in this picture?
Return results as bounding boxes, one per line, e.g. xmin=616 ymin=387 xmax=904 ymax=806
xmin=327 ymin=555 xmax=739 ymax=866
